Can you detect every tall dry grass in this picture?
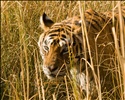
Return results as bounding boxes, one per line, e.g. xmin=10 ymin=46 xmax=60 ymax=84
xmin=1 ymin=1 xmax=125 ymax=100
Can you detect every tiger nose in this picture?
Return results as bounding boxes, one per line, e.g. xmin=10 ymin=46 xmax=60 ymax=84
xmin=48 ymin=66 xmax=58 ymax=72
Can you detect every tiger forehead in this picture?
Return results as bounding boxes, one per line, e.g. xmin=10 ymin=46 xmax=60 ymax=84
xmin=49 ymin=38 xmax=68 ymax=47
xmin=45 ymin=27 xmax=71 ymax=39
xmin=46 ymin=21 xmax=81 ymax=35
xmin=44 ymin=30 xmax=70 ymax=47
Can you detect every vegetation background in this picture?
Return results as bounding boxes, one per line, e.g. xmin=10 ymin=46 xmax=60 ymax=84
xmin=1 ymin=1 xmax=125 ymax=100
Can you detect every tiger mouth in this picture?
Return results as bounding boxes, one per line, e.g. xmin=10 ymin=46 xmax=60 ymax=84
xmin=43 ymin=64 xmax=68 ymax=79
xmin=46 ymin=73 xmax=66 ymax=79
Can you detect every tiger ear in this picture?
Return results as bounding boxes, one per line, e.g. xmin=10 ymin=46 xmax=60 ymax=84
xmin=40 ymin=13 xmax=54 ymax=31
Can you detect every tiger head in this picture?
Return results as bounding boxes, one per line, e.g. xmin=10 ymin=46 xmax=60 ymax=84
xmin=38 ymin=13 xmax=83 ymax=79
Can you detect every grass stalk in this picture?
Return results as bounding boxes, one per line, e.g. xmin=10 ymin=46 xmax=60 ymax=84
xmin=34 ymin=50 xmax=42 ymax=100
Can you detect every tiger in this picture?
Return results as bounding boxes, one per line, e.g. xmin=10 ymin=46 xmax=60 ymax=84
xmin=38 ymin=6 xmax=125 ymax=99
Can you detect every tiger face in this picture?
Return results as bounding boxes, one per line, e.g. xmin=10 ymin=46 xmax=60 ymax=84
xmin=38 ymin=13 xmax=83 ymax=79
xmin=39 ymin=33 xmax=70 ymax=79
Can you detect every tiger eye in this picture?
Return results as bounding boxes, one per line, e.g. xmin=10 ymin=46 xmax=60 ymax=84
xmin=61 ymin=34 xmax=66 ymax=38
xmin=44 ymin=46 xmax=49 ymax=51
